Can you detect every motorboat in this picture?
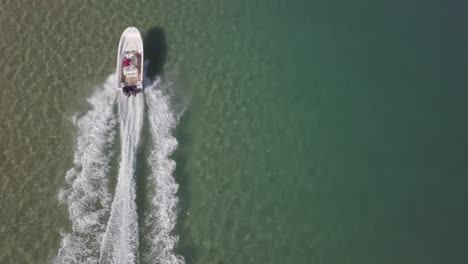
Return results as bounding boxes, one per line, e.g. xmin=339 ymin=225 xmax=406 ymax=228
xmin=117 ymin=27 xmax=144 ymax=96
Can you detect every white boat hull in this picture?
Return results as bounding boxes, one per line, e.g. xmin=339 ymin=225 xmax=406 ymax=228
xmin=117 ymin=27 xmax=144 ymax=95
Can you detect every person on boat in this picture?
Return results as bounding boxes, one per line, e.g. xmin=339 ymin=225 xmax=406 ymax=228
xmin=123 ymin=58 xmax=131 ymax=67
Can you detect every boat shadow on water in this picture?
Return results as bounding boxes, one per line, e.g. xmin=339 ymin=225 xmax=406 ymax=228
xmin=144 ymin=26 xmax=167 ymax=80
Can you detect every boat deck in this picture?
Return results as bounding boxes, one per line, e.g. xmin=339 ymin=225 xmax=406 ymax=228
xmin=121 ymin=52 xmax=142 ymax=85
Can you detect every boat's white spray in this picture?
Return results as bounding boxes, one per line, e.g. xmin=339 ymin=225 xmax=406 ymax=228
xmin=54 ymin=75 xmax=117 ymax=264
xmin=55 ymin=75 xmax=185 ymax=264
xmin=143 ymin=78 xmax=186 ymax=264
xmin=99 ymin=92 xmax=144 ymax=264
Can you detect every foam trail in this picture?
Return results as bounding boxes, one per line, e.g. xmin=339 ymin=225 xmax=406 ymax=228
xmin=143 ymin=78 xmax=185 ymax=264
xmin=54 ymin=75 xmax=117 ymax=264
xmin=99 ymin=93 xmax=144 ymax=264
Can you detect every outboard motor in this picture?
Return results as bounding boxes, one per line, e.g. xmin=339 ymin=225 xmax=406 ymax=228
xmin=123 ymin=85 xmax=139 ymax=96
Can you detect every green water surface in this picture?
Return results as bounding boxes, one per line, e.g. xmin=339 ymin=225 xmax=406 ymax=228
xmin=1 ymin=0 xmax=468 ymax=263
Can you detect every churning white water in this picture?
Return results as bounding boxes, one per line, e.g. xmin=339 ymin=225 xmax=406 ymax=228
xmin=54 ymin=75 xmax=118 ymax=264
xmin=55 ymin=76 xmax=185 ymax=264
xmin=142 ymin=79 xmax=185 ymax=264
xmin=99 ymin=92 xmax=144 ymax=264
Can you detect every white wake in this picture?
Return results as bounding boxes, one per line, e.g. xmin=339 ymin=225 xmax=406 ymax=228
xmin=142 ymin=79 xmax=185 ymax=264
xmin=55 ymin=76 xmax=185 ymax=264
xmin=54 ymin=75 xmax=117 ymax=264
xmin=99 ymin=92 xmax=144 ymax=264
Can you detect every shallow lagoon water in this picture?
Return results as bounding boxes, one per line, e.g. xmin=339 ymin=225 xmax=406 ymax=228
xmin=1 ymin=0 xmax=468 ymax=263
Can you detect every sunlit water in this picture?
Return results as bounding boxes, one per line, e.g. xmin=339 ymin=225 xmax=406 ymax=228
xmin=1 ymin=1 xmax=468 ymax=264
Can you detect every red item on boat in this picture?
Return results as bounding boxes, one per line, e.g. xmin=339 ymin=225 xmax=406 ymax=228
xmin=123 ymin=58 xmax=130 ymax=66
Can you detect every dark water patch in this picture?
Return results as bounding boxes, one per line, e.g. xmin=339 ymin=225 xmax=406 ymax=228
xmin=107 ymin=100 xmax=121 ymax=198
